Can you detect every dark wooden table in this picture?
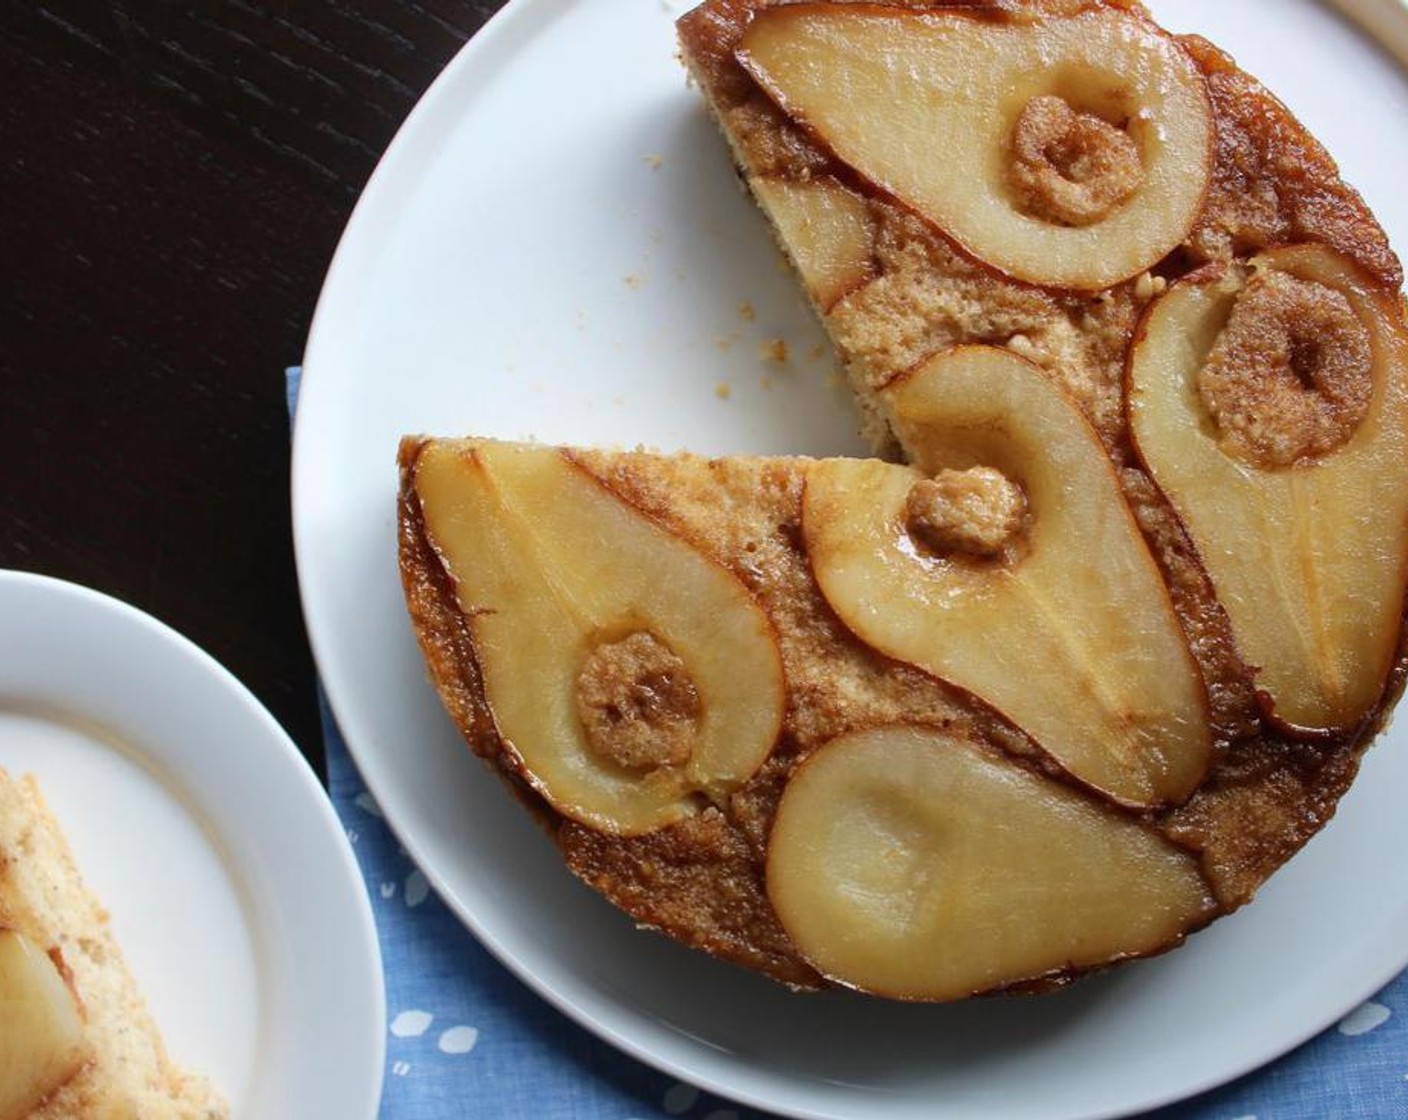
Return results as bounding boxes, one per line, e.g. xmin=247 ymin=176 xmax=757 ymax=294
xmin=1 ymin=2 xmax=505 ymax=778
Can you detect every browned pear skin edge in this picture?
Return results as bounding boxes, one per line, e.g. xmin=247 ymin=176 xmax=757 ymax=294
xmin=805 ymin=344 xmax=1217 ymax=812
xmin=763 ymin=722 xmax=1223 ymax=1003
xmin=732 ymin=1 xmax=1217 ymax=296
xmin=1121 ymin=250 xmax=1408 ymax=743
xmin=804 ymin=913 xmax=1223 ymax=1003
xmin=28 ymin=1066 xmax=93 ymax=1120
xmin=45 ymin=944 xmax=87 ymax=1023
xmin=397 ymin=437 xmax=565 ymax=836
xmin=819 ymin=265 xmax=880 ymax=315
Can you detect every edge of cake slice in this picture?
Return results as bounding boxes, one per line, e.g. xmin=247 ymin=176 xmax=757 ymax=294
xmin=0 ymin=767 xmax=228 ymax=1120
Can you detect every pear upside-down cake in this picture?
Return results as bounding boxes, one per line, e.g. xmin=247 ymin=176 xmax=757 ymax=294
xmin=398 ymin=0 xmax=1408 ymax=1000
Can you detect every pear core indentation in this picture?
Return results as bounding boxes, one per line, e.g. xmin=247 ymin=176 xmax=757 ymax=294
xmin=1199 ymin=270 xmax=1372 ymax=468
xmin=1008 ymin=95 xmax=1144 ymax=228
xmin=576 ymin=631 xmax=701 ymax=771
xmin=906 ymin=467 xmax=1027 ymax=559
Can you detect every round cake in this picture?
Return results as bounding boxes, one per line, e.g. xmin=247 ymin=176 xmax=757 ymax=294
xmin=398 ymin=0 xmax=1408 ymax=1001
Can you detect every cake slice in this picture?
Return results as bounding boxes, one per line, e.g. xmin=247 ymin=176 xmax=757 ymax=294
xmin=0 ymin=769 xmax=227 ymax=1119
xmin=678 ymin=0 xmax=1401 ymax=459
xmin=396 ymin=0 xmax=1408 ymax=1001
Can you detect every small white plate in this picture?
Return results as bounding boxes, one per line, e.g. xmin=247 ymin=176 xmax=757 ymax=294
xmin=293 ymin=2 xmax=1408 ymax=1117
xmin=0 ymin=571 xmax=384 ymax=1119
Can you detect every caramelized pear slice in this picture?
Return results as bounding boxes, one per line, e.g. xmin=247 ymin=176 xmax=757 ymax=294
xmin=751 ymin=176 xmax=876 ymax=311
xmin=1128 ymin=245 xmax=1408 ymax=732
xmin=767 ymin=726 xmax=1216 ymax=1000
xmin=804 ymin=346 xmax=1210 ymax=807
xmin=737 ymin=3 xmax=1212 ymax=291
xmin=413 ymin=441 xmax=785 ymax=834
xmin=0 ymin=930 xmax=88 ymax=1120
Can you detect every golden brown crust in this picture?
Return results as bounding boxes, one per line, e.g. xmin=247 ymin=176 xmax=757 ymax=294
xmin=398 ymin=438 xmax=499 ymax=762
xmin=559 ymin=809 xmax=821 ymax=987
xmin=1180 ymin=37 xmax=1402 ymax=291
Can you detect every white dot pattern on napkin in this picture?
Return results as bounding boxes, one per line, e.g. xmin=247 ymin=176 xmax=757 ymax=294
xmin=1338 ymin=1001 xmax=1392 ymax=1037
xmin=355 ymin=791 xmax=384 ymax=817
xmin=438 ymin=1026 xmax=479 ymax=1055
xmin=391 ymin=1010 xmax=434 ymax=1038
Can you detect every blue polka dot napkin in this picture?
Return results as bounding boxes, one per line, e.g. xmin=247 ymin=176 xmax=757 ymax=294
xmin=288 ymin=369 xmax=1408 ymax=1120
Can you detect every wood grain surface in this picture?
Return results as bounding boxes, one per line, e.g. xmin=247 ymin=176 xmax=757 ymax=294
xmin=0 ymin=2 xmax=506 ymax=775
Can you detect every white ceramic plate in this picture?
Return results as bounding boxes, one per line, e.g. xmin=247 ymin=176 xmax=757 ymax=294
xmin=0 ymin=571 xmax=384 ymax=1119
xmin=292 ymin=2 xmax=1408 ymax=1117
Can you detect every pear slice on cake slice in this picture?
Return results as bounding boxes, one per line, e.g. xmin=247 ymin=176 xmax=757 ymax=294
xmin=736 ymin=2 xmax=1213 ymax=291
xmin=750 ymin=176 xmax=876 ymax=311
xmin=0 ymin=929 xmax=88 ymax=1120
xmin=766 ymin=725 xmax=1216 ymax=1000
xmin=409 ymin=440 xmax=786 ymax=835
xmin=1128 ymin=244 xmax=1408 ymax=733
xmin=804 ymin=346 xmax=1211 ymax=808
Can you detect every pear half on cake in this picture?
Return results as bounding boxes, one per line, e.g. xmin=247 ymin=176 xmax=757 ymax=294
xmin=735 ymin=2 xmax=1214 ymax=293
xmin=804 ymin=345 xmax=1211 ymax=810
xmin=1129 ymin=244 xmax=1408 ymax=735
xmin=396 ymin=0 xmax=1408 ymax=1001
xmin=408 ymin=439 xmax=786 ymax=836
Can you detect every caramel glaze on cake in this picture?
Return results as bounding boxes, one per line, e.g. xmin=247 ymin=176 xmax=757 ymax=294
xmin=399 ymin=0 xmax=1408 ymax=996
